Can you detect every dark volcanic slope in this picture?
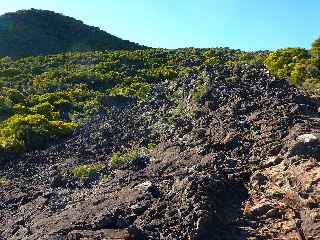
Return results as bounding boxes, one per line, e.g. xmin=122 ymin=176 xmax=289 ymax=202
xmin=0 ymin=9 xmax=143 ymax=58
xmin=0 ymin=63 xmax=319 ymax=239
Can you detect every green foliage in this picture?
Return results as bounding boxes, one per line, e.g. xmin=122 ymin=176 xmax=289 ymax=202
xmin=53 ymin=99 xmax=73 ymax=112
xmin=110 ymin=147 xmax=147 ymax=169
xmin=265 ymin=37 xmax=320 ymax=92
xmin=149 ymin=67 xmax=178 ymax=81
xmin=192 ymin=84 xmax=209 ymax=103
xmin=0 ymin=114 xmax=77 ymax=152
xmin=108 ymin=76 xmax=150 ymax=99
xmin=0 ymin=36 xmax=318 ymax=159
xmin=264 ymin=48 xmax=309 ymax=79
xmin=0 ymin=9 xmax=143 ymax=58
xmin=30 ymin=102 xmax=54 ymax=115
xmin=311 ymin=37 xmax=320 ymax=58
xmin=147 ymin=143 xmax=157 ymax=149
xmin=0 ymin=96 xmax=13 ymax=119
xmin=1 ymin=87 xmax=25 ymax=103
xmin=71 ymin=163 xmax=106 ymax=182
xmin=236 ymin=52 xmax=268 ymax=65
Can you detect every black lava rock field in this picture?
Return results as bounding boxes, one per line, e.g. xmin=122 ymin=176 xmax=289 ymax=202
xmin=1 ymin=62 xmax=320 ymax=240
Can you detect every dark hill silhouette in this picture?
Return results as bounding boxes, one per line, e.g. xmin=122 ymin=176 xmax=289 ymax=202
xmin=0 ymin=9 xmax=144 ymax=57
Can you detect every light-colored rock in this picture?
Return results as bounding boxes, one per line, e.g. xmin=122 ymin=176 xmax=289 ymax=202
xmin=135 ymin=181 xmax=153 ymax=191
xmin=263 ymin=156 xmax=283 ymax=168
xmin=245 ymin=201 xmax=274 ymax=217
xmin=296 ymin=134 xmax=318 ymax=144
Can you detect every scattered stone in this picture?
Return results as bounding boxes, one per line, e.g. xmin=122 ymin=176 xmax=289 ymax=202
xmin=263 ymin=156 xmax=283 ymax=168
xmin=131 ymin=156 xmax=150 ymax=171
xmin=296 ymin=134 xmax=319 ymax=144
xmin=246 ymin=202 xmax=274 ymax=217
xmin=250 ymin=172 xmax=268 ymax=188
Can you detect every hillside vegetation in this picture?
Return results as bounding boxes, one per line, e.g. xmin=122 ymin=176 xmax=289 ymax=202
xmin=0 ymin=37 xmax=319 ymax=160
xmin=265 ymin=37 xmax=320 ymax=93
xmin=0 ymin=9 xmax=143 ymax=58
xmin=0 ymin=47 xmax=267 ymax=159
xmin=0 ymin=11 xmax=319 ymax=238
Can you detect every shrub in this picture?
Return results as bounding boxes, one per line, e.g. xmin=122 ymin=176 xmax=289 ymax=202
xmin=265 ymin=48 xmax=309 ymax=79
xmin=0 ymin=96 xmax=13 ymax=119
xmin=13 ymin=104 xmax=27 ymax=114
xmin=149 ymin=67 xmax=177 ymax=80
xmin=108 ymin=76 xmax=150 ymax=100
xmin=30 ymin=102 xmax=55 ymax=115
xmin=147 ymin=143 xmax=157 ymax=149
xmin=0 ymin=114 xmax=77 ymax=152
xmin=1 ymin=87 xmax=25 ymax=103
xmin=71 ymin=163 xmax=105 ymax=182
xmin=192 ymin=84 xmax=209 ymax=104
xmin=110 ymin=147 xmax=147 ymax=169
xmin=53 ymin=99 xmax=73 ymax=112
xmin=311 ymin=37 xmax=320 ymax=58
xmin=289 ymin=58 xmax=320 ymax=86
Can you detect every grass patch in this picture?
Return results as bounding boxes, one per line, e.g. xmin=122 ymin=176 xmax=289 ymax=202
xmin=71 ymin=163 xmax=105 ymax=182
xmin=110 ymin=147 xmax=147 ymax=169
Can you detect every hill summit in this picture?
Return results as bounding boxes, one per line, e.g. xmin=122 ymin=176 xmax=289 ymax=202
xmin=0 ymin=9 xmax=144 ymax=57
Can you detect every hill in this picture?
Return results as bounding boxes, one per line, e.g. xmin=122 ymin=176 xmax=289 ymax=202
xmin=0 ymin=9 xmax=144 ymax=58
xmin=0 ymin=29 xmax=319 ymax=238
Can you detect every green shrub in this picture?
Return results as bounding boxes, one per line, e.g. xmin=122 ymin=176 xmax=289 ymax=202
xmin=1 ymin=87 xmax=25 ymax=103
xmin=0 ymin=68 xmax=21 ymax=77
xmin=311 ymin=37 xmax=320 ymax=58
xmin=71 ymin=163 xmax=106 ymax=182
xmin=149 ymin=67 xmax=177 ymax=80
xmin=192 ymin=84 xmax=209 ymax=103
xmin=108 ymin=76 xmax=150 ymax=100
xmin=0 ymin=114 xmax=77 ymax=152
xmin=53 ymin=99 xmax=73 ymax=112
xmin=110 ymin=147 xmax=147 ymax=169
xmin=30 ymin=102 xmax=55 ymax=115
xmin=13 ymin=104 xmax=27 ymax=114
xmin=265 ymin=48 xmax=309 ymax=79
xmin=264 ymin=45 xmax=320 ymax=91
xmin=147 ymin=143 xmax=157 ymax=149
xmin=0 ymin=96 xmax=13 ymax=119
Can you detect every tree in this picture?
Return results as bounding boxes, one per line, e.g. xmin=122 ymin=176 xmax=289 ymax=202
xmin=311 ymin=37 xmax=320 ymax=58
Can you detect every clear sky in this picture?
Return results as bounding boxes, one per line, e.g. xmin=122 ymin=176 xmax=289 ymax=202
xmin=1 ymin=0 xmax=319 ymax=51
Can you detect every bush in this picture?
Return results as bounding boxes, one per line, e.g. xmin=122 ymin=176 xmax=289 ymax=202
xmin=0 ymin=114 xmax=77 ymax=152
xmin=192 ymin=84 xmax=209 ymax=104
xmin=110 ymin=147 xmax=147 ymax=169
xmin=265 ymin=48 xmax=309 ymax=79
xmin=1 ymin=87 xmax=25 ymax=103
xmin=108 ymin=76 xmax=150 ymax=100
xmin=265 ymin=44 xmax=320 ymax=91
xmin=71 ymin=163 xmax=105 ymax=182
xmin=149 ymin=67 xmax=177 ymax=80
xmin=53 ymin=99 xmax=73 ymax=112
xmin=311 ymin=37 xmax=320 ymax=58
xmin=30 ymin=102 xmax=55 ymax=115
xmin=0 ymin=96 xmax=13 ymax=119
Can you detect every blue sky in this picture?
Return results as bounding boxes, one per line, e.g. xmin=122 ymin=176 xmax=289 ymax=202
xmin=1 ymin=0 xmax=319 ymax=50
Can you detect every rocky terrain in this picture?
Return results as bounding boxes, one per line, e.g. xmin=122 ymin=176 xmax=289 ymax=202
xmin=0 ymin=62 xmax=319 ymax=239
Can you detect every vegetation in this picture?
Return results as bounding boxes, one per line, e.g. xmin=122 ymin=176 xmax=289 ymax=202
xmin=264 ymin=38 xmax=320 ymax=92
xmin=0 ymin=114 xmax=76 ymax=154
xmin=71 ymin=163 xmax=106 ymax=182
xmin=0 ymin=14 xmax=319 ymax=163
xmin=110 ymin=147 xmax=148 ymax=169
xmin=0 ymin=9 xmax=143 ymax=58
